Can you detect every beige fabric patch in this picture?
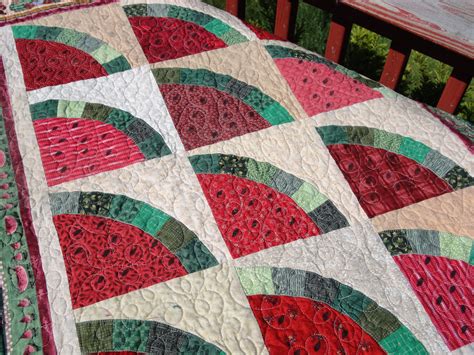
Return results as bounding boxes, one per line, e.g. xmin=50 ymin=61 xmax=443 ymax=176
xmin=372 ymin=187 xmax=474 ymax=239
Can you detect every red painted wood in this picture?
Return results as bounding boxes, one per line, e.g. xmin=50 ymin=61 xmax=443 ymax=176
xmin=225 ymin=0 xmax=245 ymax=19
xmin=380 ymin=41 xmax=410 ymax=89
xmin=437 ymin=68 xmax=471 ymax=114
xmin=274 ymin=0 xmax=299 ymax=41
xmin=324 ymin=13 xmax=352 ymax=63
xmin=304 ymin=0 xmax=472 ymax=114
xmin=340 ymin=0 xmax=474 ymax=60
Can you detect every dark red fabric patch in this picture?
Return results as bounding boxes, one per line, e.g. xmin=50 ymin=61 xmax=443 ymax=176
xmin=33 ymin=117 xmax=144 ymax=186
xmin=197 ymin=174 xmax=320 ymax=258
xmin=160 ymin=84 xmax=270 ymax=150
xmin=395 ymin=254 xmax=473 ymax=350
xmin=244 ymin=22 xmax=284 ymax=41
xmin=128 ymin=16 xmax=227 ymax=63
xmin=53 ymin=214 xmax=187 ymax=309
xmin=15 ymin=39 xmax=108 ymax=90
xmin=328 ymin=144 xmax=452 ymax=217
xmin=248 ymin=294 xmax=385 ymax=354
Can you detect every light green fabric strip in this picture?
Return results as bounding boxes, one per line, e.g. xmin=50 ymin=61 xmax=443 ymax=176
xmin=236 ymin=267 xmax=275 ymax=295
xmin=291 ymin=182 xmax=327 ymax=212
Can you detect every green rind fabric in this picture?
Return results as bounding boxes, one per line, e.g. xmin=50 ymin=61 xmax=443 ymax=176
xmin=378 ymin=229 xmax=473 ymax=264
xmin=49 ymin=191 xmax=218 ymax=272
xmin=12 ymin=25 xmax=131 ymax=74
xmin=316 ymin=125 xmax=474 ymax=191
xmin=123 ymin=3 xmax=247 ymax=46
xmin=153 ymin=68 xmax=294 ymax=126
xmin=266 ymin=45 xmax=335 ymax=67
xmin=236 ymin=266 xmax=428 ymax=355
xmin=29 ymin=100 xmax=171 ymax=160
xmin=265 ymin=45 xmax=384 ymax=90
xmin=76 ymin=319 xmax=225 ymax=354
xmin=189 ymin=153 xmax=349 ymax=233
xmin=379 ymin=325 xmax=428 ymax=355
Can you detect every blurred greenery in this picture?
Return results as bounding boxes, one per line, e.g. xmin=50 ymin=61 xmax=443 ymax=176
xmin=203 ymin=0 xmax=473 ymax=122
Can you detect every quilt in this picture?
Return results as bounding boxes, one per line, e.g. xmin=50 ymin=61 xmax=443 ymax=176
xmin=0 ymin=0 xmax=473 ymax=354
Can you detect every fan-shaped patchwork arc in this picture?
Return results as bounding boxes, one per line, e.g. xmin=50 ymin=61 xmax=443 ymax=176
xmin=49 ymin=191 xmax=218 ymax=308
xmin=266 ymin=45 xmax=384 ymax=116
xmin=190 ymin=153 xmax=348 ymax=258
xmin=12 ymin=25 xmax=131 ymax=90
xmin=316 ymin=125 xmax=474 ymax=217
xmin=378 ymin=229 xmax=473 ymax=350
xmin=237 ymin=266 xmax=427 ymax=354
xmin=124 ymin=3 xmax=247 ymax=63
xmin=379 ymin=229 xmax=474 ymax=261
xmin=153 ymin=67 xmax=294 ymax=150
xmin=30 ymin=99 xmax=171 ymax=186
xmin=76 ymin=319 xmax=224 ymax=354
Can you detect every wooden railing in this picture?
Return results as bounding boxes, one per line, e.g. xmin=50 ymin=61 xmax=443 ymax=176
xmin=225 ymin=0 xmax=473 ymax=115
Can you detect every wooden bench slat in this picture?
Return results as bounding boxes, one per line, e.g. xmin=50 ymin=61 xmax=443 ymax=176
xmin=379 ymin=41 xmax=410 ymax=89
xmin=324 ymin=13 xmax=352 ymax=63
xmin=437 ymin=68 xmax=471 ymax=114
xmin=274 ymin=0 xmax=299 ymax=41
xmin=225 ymin=0 xmax=246 ymax=19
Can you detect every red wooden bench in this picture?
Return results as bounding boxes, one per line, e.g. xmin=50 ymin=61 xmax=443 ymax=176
xmin=225 ymin=0 xmax=474 ymax=115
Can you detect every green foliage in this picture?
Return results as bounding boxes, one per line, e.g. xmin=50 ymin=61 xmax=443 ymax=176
xmin=293 ymin=3 xmax=330 ymax=55
xmin=343 ymin=24 xmax=389 ymax=80
xmin=203 ymin=0 xmax=472 ymax=122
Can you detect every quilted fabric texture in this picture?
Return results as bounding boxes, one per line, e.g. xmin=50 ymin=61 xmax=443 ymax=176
xmin=0 ymin=1 xmax=472 ymax=354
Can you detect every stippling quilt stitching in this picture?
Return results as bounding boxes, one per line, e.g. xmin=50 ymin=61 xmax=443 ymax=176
xmin=0 ymin=1 xmax=472 ymax=354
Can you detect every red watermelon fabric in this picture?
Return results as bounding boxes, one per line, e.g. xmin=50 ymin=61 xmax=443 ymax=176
xmin=16 ymin=39 xmax=108 ymax=90
xmin=327 ymin=144 xmax=453 ymax=217
xmin=53 ymin=214 xmax=187 ymax=309
xmin=248 ymin=294 xmax=385 ymax=354
xmin=197 ymin=173 xmax=320 ymax=258
xmin=33 ymin=117 xmax=145 ymax=186
xmin=395 ymin=254 xmax=473 ymax=350
xmin=274 ymin=58 xmax=382 ymax=116
xmin=128 ymin=17 xmax=227 ymax=63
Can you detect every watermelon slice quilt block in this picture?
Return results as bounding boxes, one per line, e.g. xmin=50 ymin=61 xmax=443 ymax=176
xmin=124 ymin=2 xmax=253 ymax=64
xmin=151 ymin=41 xmax=307 ymax=149
xmin=190 ymin=153 xmax=348 ymax=258
xmin=11 ymin=5 xmax=147 ymax=91
xmin=316 ymin=125 xmax=474 ymax=218
xmin=376 ymin=228 xmax=473 ymax=350
xmin=29 ymin=100 xmax=172 ymax=186
xmin=49 ymin=190 xmax=218 ymax=308
xmin=237 ymin=266 xmax=428 ymax=354
xmin=266 ymin=45 xmax=385 ymax=117
xmin=153 ymin=67 xmax=292 ymax=150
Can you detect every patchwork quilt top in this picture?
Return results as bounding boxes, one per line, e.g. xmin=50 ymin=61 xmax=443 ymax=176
xmin=0 ymin=0 xmax=473 ymax=354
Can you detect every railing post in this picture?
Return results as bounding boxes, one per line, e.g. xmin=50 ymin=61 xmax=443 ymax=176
xmin=225 ymin=0 xmax=246 ymax=20
xmin=274 ymin=0 xmax=299 ymax=41
xmin=437 ymin=68 xmax=471 ymax=114
xmin=380 ymin=41 xmax=410 ymax=89
xmin=324 ymin=12 xmax=352 ymax=63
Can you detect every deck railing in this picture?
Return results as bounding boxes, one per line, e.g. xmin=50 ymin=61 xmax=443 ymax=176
xmin=225 ymin=0 xmax=473 ymax=115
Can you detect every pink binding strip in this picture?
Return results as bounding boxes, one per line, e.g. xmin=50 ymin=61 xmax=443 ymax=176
xmin=0 ymin=58 xmax=56 ymax=353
